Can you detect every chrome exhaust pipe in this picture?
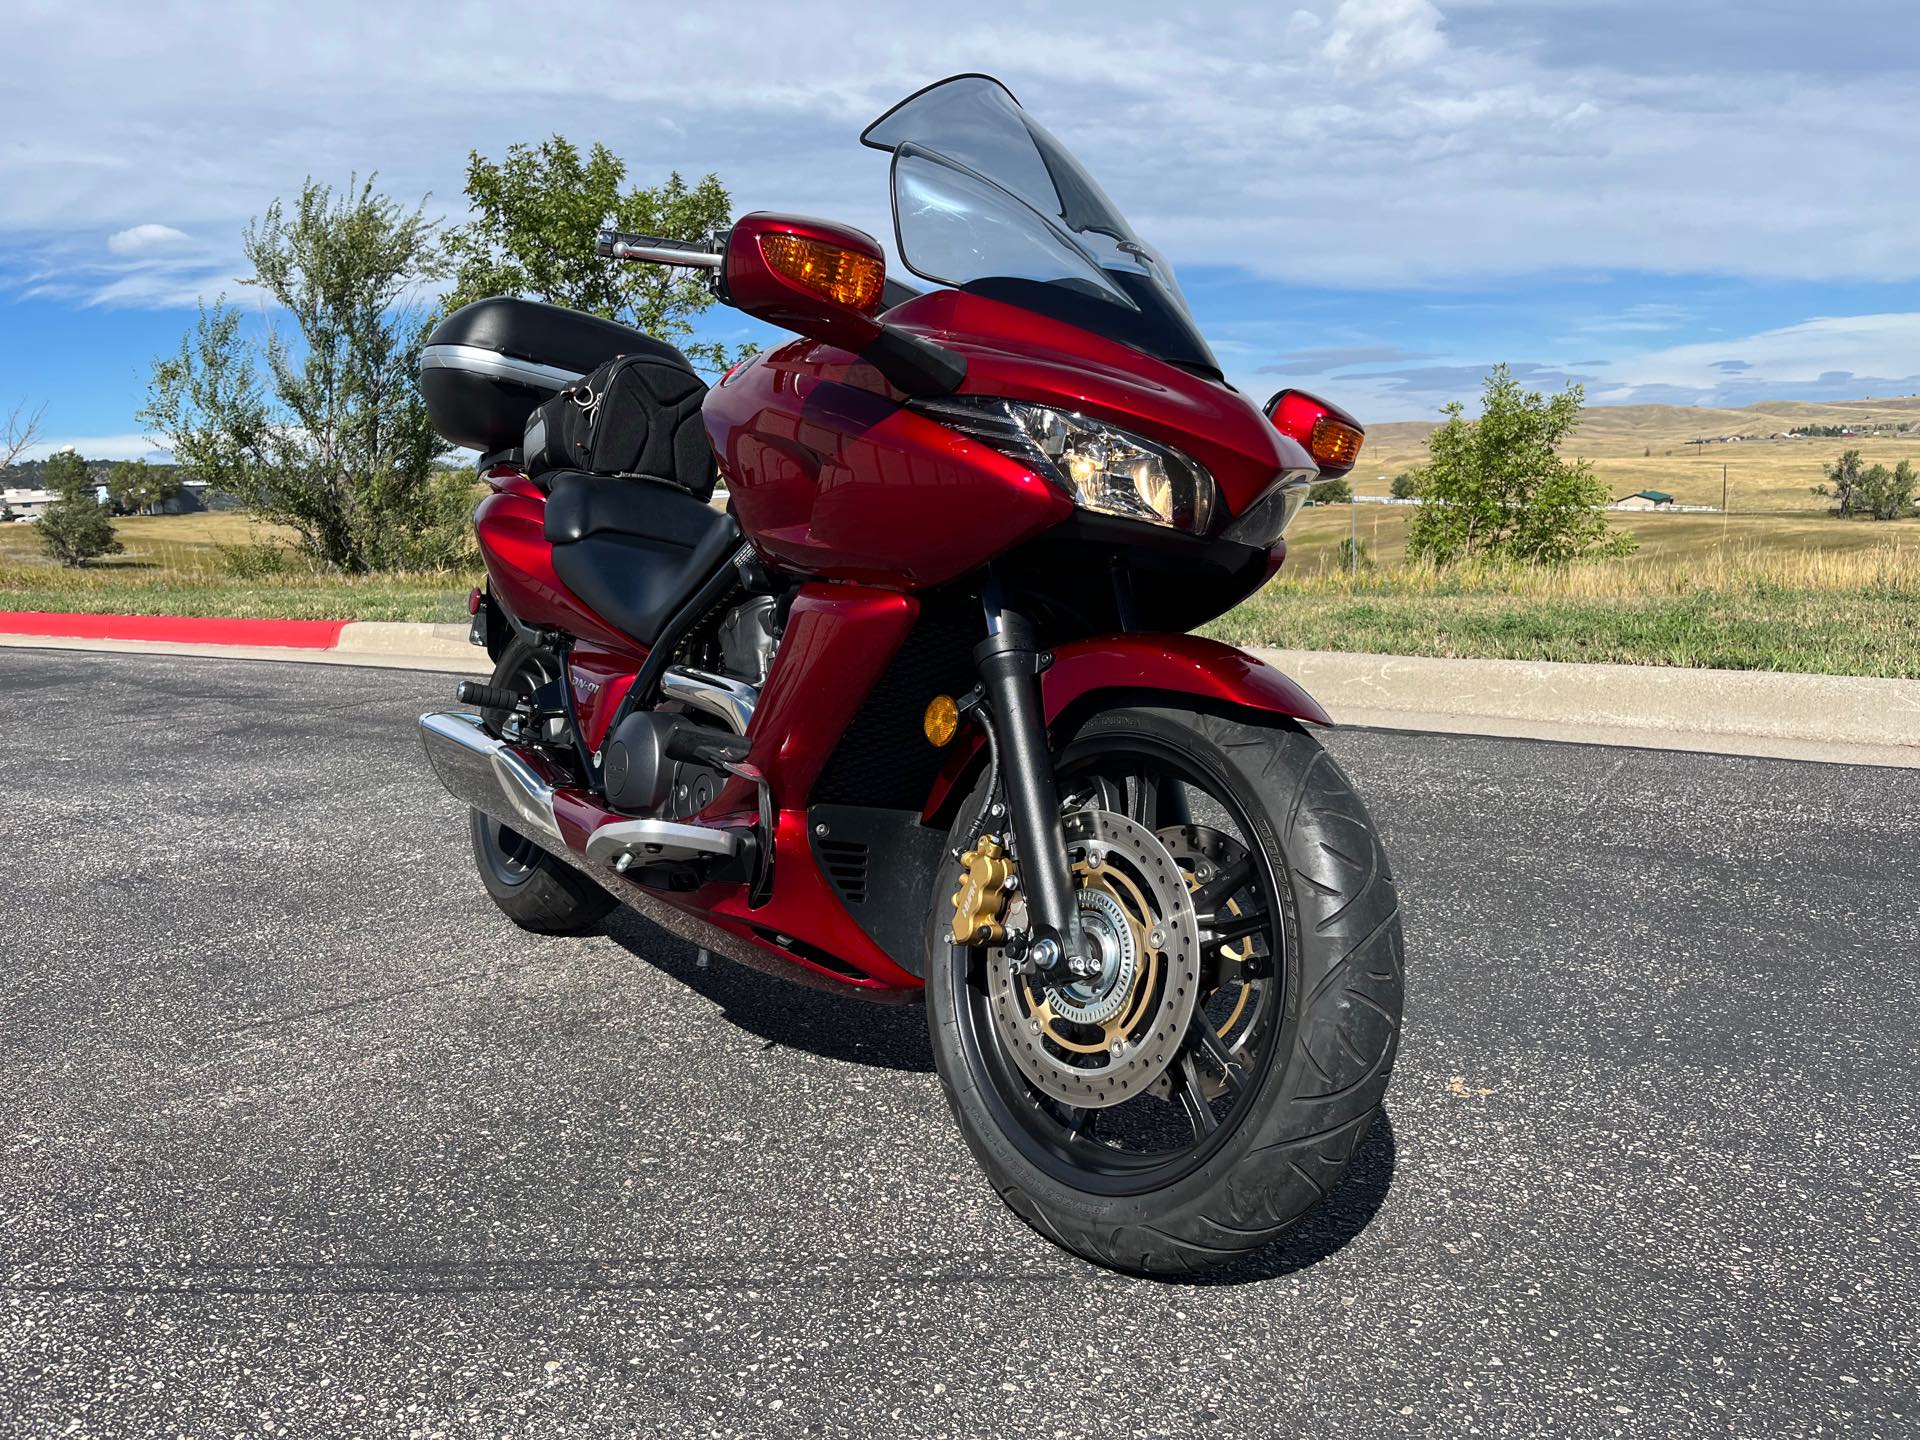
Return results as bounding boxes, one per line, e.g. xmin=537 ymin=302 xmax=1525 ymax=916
xmin=416 ymin=711 xmax=889 ymax=1000
xmin=418 ymin=711 xmax=563 ymax=846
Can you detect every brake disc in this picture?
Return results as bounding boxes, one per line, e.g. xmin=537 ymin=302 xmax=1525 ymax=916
xmin=985 ymin=809 xmax=1201 ymax=1108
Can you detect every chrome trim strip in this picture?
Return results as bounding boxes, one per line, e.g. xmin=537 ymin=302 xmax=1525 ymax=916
xmin=661 ymin=666 xmax=758 ymax=736
xmin=417 ymin=343 xmax=583 ymax=394
xmin=584 ymin=817 xmax=741 ymax=868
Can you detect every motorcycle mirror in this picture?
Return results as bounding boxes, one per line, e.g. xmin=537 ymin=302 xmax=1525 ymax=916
xmin=1263 ymin=388 xmax=1365 ymax=478
xmin=724 ymin=213 xmax=890 ymax=352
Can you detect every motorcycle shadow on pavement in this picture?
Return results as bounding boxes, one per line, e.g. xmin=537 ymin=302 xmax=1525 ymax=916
xmin=603 ymin=909 xmax=934 ymax=1072
xmin=603 ymin=909 xmax=1397 ymax=1284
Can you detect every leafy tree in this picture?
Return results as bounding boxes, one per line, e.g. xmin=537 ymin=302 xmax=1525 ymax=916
xmin=141 ymin=179 xmax=470 ymax=573
xmin=1852 ymin=457 xmax=1917 ymax=521
xmin=445 ymin=138 xmax=740 ymax=372
xmin=1408 ymin=364 xmax=1631 ymax=566
xmin=38 ymin=449 xmax=123 ymax=566
xmin=1388 ymin=470 xmax=1420 ymax=499
xmin=1308 ymin=475 xmax=1353 ymax=505
xmin=105 ymin=458 xmax=182 ymax=515
xmin=1812 ymin=449 xmax=1865 ymax=515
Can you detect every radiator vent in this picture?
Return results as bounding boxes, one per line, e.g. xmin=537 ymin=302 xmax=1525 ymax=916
xmin=818 ymin=837 xmax=870 ymax=904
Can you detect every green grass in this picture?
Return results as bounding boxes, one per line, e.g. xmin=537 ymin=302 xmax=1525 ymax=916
xmin=4 ymin=509 xmax=1919 ymax=677
xmin=0 ymin=513 xmax=476 ymax=622
xmin=1208 ymin=509 xmax=1920 ymax=678
xmin=1206 ymin=586 xmax=1920 ymax=678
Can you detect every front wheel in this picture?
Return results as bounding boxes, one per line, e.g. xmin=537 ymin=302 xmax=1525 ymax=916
xmin=926 ymin=705 xmax=1404 ymax=1277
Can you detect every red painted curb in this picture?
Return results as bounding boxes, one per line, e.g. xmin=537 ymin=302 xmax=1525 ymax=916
xmin=0 ymin=611 xmax=351 ymax=648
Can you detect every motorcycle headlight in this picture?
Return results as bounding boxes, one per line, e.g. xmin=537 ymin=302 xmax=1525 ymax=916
xmin=913 ymin=396 xmax=1217 ymax=534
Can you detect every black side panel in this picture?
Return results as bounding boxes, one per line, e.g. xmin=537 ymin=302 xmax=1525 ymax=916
xmin=808 ymin=803 xmax=952 ymax=978
xmin=810 ymin=597 xmax=983 ymax=809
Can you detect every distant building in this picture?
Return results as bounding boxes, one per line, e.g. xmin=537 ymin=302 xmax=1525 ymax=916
xmin=1613 ymin=490 xmax=1676 ymax=511
xmin=2 ymin=478 xmax=211 ymax=518
xmin=1 ymin=486 xmax=53 ymax=520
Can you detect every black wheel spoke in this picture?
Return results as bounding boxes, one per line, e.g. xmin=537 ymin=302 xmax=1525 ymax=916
xmin=1151 ymin=773 xmax=1190 ymax=827
xmin=1199 ymin=908 xmax=1271 ymax=945
xmin=1175 ymin=1054 xmax=1218 ymax=1140
xmin=1189 ymin=854 xmax=1253 ymax=914
xmin=1190 ymin=1020 xmax=1246 ymax=1099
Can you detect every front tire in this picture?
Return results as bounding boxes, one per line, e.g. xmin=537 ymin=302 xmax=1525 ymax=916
xmin=926 ymin=705 xmax=1404 ymax=1277
xmin=467 ymin=635 xmax=618 ymax=936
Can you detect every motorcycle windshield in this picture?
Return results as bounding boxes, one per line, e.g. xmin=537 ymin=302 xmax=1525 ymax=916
xmin=861 ymin=74 xmax=1221 ymax=379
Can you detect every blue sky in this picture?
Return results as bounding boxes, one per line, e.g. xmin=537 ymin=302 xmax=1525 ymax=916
xmin=3 ymin=0 xmax=1918 ymax=459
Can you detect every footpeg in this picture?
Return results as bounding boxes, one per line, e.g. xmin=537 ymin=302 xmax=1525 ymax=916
xmin=457 ymin=680 xmax=525 ymax=712
xmin=585 ymin=817 xmax=742 ymax=871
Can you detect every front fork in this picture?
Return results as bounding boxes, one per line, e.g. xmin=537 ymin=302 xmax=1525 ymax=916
xmin=974 ymin=591 xmax=1097 ymax=982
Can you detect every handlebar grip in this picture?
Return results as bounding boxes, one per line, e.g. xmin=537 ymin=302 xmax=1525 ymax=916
xmin=595 ymin=229 xmax=724 ymax=269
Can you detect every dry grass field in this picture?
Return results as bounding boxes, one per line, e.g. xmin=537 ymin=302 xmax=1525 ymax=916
xmin=1358 ymin=395 xmax=1920 ymax=512
xmin=3 ymin=394 xmax=1918 ymax=675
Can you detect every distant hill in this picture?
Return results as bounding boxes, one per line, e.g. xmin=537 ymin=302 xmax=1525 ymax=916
xmin=1357 ymin=396 xmax=1920 ymax=512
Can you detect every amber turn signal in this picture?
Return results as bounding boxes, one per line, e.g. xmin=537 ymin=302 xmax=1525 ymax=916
xmin=1308 ymin=416 xmax=1365 ymax=470
xmin=923 ymin=694 xmax=959 ymax=747
xmin=759 ymin=233 xmax=886 ymax=313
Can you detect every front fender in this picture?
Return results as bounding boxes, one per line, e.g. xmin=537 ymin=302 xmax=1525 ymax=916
xmin=1040 ymin=632 xmax=1330 ymax=730
xmin=921 ymin=633 xmax=1329 ymax=823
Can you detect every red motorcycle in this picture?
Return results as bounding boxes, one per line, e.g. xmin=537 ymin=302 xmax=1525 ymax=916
xmin=417 ymin=75 xmax=1403 ymax=1276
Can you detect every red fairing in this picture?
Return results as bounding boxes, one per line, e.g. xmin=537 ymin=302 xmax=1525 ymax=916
xmin=1044 ymin=633 xmax=1330 ymax=726
xmin=473 ymin=486 xmax=640 ymax=656
xmin=594 ymin=582 xmax=925 ymax=993
xmin=888 ymin=288 xmax=1309 ymax=522
xmin=742 ymin=582 xmax=918 ymax=801
xmin=567 ymin=648 xmax=642 ymax=754
xmin=704 ymin=341 xmax=1072 ymax=587
xmin=923 ymin=633 xmax=1331 ymax=823
xmin=698 ymin=583 xmax=925 ymax=990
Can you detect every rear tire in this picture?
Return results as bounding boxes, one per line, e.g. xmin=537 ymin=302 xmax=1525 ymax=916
xmin=468 ymin=635 xmax=618 ymax=936
xmin=926 ymin=705 xmax=1404 ymax=1277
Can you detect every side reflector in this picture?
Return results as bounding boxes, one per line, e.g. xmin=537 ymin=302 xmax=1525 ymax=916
xmin=759 ymin=233 xmax=886 ymax=313
xmin=924 ymin=694 xmax=959 ymax=747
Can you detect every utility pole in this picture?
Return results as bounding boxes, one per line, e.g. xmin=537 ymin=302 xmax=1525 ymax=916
xmin=1723 ymin=463 xmax=1728 ymax=514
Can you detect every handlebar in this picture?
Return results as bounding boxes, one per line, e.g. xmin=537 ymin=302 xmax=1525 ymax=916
xmin=595 ymin=229 xmax=723 ymax=270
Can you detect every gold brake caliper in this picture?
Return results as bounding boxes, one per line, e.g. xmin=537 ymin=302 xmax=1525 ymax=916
xmin=950 ymin=834 xmax=1015 ymax=946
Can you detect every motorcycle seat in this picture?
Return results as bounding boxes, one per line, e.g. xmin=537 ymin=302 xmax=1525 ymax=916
xmin=544 ymin=472 xmax=741 ymax=647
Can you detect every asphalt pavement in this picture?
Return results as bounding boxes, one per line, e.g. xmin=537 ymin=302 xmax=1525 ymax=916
xmin=2 ymin=648 xmax=1915 ymax=1438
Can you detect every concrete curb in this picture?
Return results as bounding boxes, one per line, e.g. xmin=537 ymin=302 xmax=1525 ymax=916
xmin=2 ymin=615 xmax=1913 ymax=768
xmin=0 ymin=614 xmax=488 ymax=675
xmin=1251 ymin=648 xmax=1920 ymax=768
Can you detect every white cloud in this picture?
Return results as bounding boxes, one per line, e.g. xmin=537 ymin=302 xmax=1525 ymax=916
xmin=20 ymin=434 xmax=169 ymax=462
xmin=0 ymin=0 xmax=1917 ymax=307
xmin=106 ymin=223 xmax=191 ymax=255
xmin=1592 ymin=312 xmax=1920 ymax=400
xmin=1319 ymin=0 xmax=1447 ymax=77
xmin=1256 ymin=311 xmax=1920 ymax=421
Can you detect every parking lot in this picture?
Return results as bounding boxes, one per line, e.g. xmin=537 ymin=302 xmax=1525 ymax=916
xmin=2 ymin=648 xmax=1915 ymax=1437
